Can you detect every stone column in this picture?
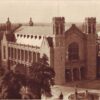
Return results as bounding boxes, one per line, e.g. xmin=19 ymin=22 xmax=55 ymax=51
xmin=20 ymin=49 xmax=21 ymax=61
xmin=27 ymin=51 xmax=29 ymax=63
xmin=79 ymin=68 xmax=81 ymax=80
xmin=14 ymin=48 xmax=16 ymax=60
xmin=71 ymin=69 xmax=74 ymax=81
xmin=16 ymin=49 xmax=18 ymax=60
xmin=23 ymin=50 xmax=25 ymax=62
xmin=10 ymin=48 xmax=12 ymax=59
xmin=13 ymin=48 xmax=14 ymax=59
xmin=9 ymin=47 xmax=11 ymax=58
xmin=17 ymin=49 xmax=19 ymax=61
xmin=31 ymin=52 xmax=33 ymax=63
xmin=36 ymin=52 xmax=37 ymax=62
xmin=12 ymin=48 xmax=13 ymax=59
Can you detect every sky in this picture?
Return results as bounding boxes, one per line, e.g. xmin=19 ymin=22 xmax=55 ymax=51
xmin=0 ymin=0 xmax=100 ymax=23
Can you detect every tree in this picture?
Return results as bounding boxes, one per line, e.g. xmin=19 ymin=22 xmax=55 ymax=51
xmin=28 ymin=54 xmax=55 ymax=99
xmin=0 ymin=70 xmax=26 ymax=99
xmin=0 ymin=67 xmax=5 ymax=77
xmin=0 ymin=54 xmax=55 ymax=99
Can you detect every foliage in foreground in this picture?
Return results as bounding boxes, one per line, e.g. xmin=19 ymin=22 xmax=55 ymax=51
xmin=0 ymin=54 xmax=55 ymax=99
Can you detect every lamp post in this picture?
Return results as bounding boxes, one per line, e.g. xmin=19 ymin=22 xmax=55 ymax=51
xmin=75 ymin=85 xmax=78 ymax=100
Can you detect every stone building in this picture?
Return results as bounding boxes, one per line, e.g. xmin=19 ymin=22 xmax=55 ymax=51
xmin=1 ymin=17 xmax=100 ymax=84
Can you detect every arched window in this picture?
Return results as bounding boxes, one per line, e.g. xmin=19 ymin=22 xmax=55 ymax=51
xmin=68 ymin=42 xmax=79 ymax=60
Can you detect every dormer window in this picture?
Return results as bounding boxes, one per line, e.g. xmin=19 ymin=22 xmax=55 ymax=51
xmin=35 ymin=36 xmax=37 ymax=39
xmin=17 ymin=34 xmax=19 ymax=37
xmin=31 ymin=35 xmax=33 ymax=38
xmin=27 ymin=35 xmax=29 ymax=38
xmin=20 ymin=34 xmax=22 ymax=37
xmin=39 ymin=36 xmax=41 ymax=39
xmin=24 ymin=35 xmax=26 ymax=38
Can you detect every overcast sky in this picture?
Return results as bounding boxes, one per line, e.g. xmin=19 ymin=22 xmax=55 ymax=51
xmin=0 ymin=0 xmax=100 ymax=23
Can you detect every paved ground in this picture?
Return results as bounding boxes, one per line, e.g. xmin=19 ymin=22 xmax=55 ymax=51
xmin=42 ymin=79 xmax=100 ymax=100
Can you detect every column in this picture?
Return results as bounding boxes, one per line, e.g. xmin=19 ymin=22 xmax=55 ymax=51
xmin=37 ymin=53 xmax=40 ymax=61
xmin=19 ymin=49 xmax=21 ymax=61
xmin=16 ymin=49 xmax=19 ymax=62
xmin=13 ymin=48 xmax=15 ymax=59
xmin=31 ymin=51 xmax=33 ymax=63
xmin=23 ymin=50 xmax=25 ymax=62
xmin=36 ymin=52 xmax=37 ymax=62
xmin=16 ymin=49 xmax=18 ymax=60
xmin=79 ymin=68 xmax=81 ymax=80
xmin=25 ymin=50 xmax=27 ymax=62
xmin=27 ymin=51 xmax=29 ymax=63
xmin=10 ymin=47 xmax=12 ymax=59
xmin=71 ymin=69 xmax=74 ymax=81
xmin=14 ymin=48 xmax=16 ymax=63
xmin=29 ymin=51 xmax=31 ymax=63
xmin=9 ymin=47 xmax=11 ymax=59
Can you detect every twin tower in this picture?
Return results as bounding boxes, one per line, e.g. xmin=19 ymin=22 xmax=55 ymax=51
xmin=53 ymin=17 xmax=96 ymax=35
xmin=52 ymin=17 xmax=97 ymax=84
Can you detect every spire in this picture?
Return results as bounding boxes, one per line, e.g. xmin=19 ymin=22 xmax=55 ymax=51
xmin=6 ymin=17 xmax=11 ymax=24
xmin=6 ymin=17 xmax=11 ymax=31
xmin=29 ymin=17 xmax=33 ymax=26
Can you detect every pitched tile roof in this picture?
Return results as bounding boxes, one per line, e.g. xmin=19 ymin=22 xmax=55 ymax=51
xmin=15 ymin=25 xmax=53 ymax=36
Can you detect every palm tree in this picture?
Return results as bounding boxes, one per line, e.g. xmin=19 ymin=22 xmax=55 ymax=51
xmin=28 ymin=54 xmax=55 ymax=99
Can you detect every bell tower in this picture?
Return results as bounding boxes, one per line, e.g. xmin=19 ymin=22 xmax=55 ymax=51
xmin=53 ymin=17 xmax=65 ymax=35
xmin=53 ymin=17 xmax=66 ymax=84
xmin=1 ymin=32 xmax=9 ymax=70
xmin=85 ymin=17 xmax=97 ymax=79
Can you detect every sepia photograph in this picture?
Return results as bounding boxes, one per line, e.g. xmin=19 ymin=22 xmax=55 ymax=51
xmin=0 ymin=0 xmax=100 ymax=99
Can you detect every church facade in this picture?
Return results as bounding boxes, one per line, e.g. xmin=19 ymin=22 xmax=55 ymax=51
xmin=1 ymin=17 xmax=100 ymax=84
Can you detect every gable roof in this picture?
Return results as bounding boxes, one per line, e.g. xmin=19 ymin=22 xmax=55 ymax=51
xmin=0 ymin=23 xmax=21 ymax=42
xmin=65 ymin=24 xmax=86 ymax=39
xmin=47 ymin=37 xmax=53 ymax=47
xmin=15 ymin=25 xmax=53 ymax=36
xmin=0 ymin=32 xmax=16 ymax=42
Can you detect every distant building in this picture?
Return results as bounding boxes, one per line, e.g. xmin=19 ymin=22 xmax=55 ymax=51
xmin=1 ymin=17 xmax=100 ymax=84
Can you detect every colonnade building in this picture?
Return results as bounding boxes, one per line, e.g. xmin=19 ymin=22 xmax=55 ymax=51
xmin=1 ymin=17 xmax=100 ymax=84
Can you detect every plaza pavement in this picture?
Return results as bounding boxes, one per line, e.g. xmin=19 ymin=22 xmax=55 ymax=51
xmin=42 ymin=79 xmax=100 ymax=100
